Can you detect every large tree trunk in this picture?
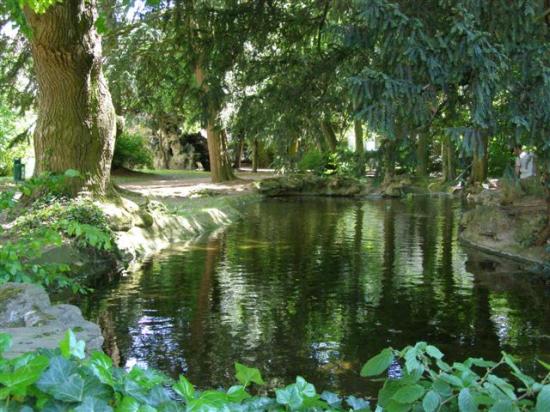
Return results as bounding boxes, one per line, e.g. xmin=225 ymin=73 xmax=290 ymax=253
xmin=471 ymin=133 xmax=489 ymax=184
xmin=194 ymin=63 xmax=235 ymax=183
xmin=23 ymin=0 xmax=116 ymax=195
xmin=320 ymin=120 xmax=338 ymax=152
xmin=416 ymin=132 xmax=428 ymax=177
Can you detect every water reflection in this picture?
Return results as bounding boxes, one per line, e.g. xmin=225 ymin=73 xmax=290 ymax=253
xmin=81 ymin=196 xmax=550 ymax=394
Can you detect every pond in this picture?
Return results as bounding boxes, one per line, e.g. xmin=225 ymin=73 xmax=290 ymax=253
xmin=81 ymin=196 xmax=550 ymax=395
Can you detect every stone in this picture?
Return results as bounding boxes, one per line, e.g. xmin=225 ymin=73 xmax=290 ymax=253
xmin=0 ymin=283 xmax=104 ymax=358
xmin=0 ymin=283 xmax=50 ymax=327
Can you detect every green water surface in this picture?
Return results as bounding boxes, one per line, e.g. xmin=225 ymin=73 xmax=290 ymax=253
xmin=81 ymin=196 xmax=550 ymax=395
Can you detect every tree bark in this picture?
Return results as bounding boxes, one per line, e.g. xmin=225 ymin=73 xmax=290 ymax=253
xmin=194 ymin=63 xmax=235 ymax=183
xmin=23 ymin=0 xmax=116 ymax=195
xmin=252 ymin=138 xmax=259 ymax=173
xmin=354 ymin=120 xmax=365 ymax=176
xmin=471 ymin=133 xmax=489 ymax=184
xmin=320 ymin=120 xmax=338 ymax=152
xmin=441 ymin=134 xmax=456 ymax=181
xmin=416 ymin=132 xmax=428 ymax=177
xmin=233 ymin=135 xmax=244 ymax=169
xmin=382 ymin=139 xmax=396 ymax=183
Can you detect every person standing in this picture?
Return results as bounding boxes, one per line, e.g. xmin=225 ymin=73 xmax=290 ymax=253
xmin=513 ymin=145 xmax=537 ymax=179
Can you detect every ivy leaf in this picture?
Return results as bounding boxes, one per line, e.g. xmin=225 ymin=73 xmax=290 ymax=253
xmin=234 ymin=362 xmax=264 ymax=386
xmin=346 ymin=395 xmax=370 ymax=411
xmin=0 ymin=334 xmax=12 ymax=354
xmin=74 ymin=396 xmax=114 ymax=412
xmin=226 ymin=385 xmax=251 ymax=403
xmin=535 ymin=385 xmax=550 ymax=412
xmin=276 ymin=385 xmax=304 ymax=410
xmin=0 ymin=354 xmax=49 ymax=397
xmin=321 ymin=391 xmax=342 ymax=407
xmin=360 ymin=348 xmax=394 ymax=377
xmin=458 ymin=388 xmax=477 ymax=412
xmin=173 ymin=376 xmax=195 ymax=402
xmin=60 ymin=330 xmax=86 ymax=360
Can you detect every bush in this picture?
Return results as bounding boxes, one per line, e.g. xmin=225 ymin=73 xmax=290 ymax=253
xmin=0 ymin=333 xmax=548 ymax=411
xmin=0 ymin=173 xmax=114 ymax=292
xmin=112 ymin=132 xmax=154 ymax=170
xmin=298 ymin=149 xmax=328 ymax=173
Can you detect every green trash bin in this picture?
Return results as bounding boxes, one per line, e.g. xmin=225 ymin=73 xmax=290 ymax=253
xmin=13 ymin=159 xmax=25 ymax=182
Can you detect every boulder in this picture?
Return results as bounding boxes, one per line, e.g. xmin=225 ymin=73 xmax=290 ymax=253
xmin=0 ymin=283 xmax=103 ymax=358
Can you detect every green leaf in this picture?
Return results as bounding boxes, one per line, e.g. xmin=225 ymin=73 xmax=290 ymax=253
xmin=489 ymin=399 xmax=518 ymax=412
xmin=360 ymin=348 xmax=394 ymax=377
xmin=422 ymin=390 xmax=440 ymax=412
xmin=0 ymin=354 xmax=49 ymax=397
xmin=458 ymin=388 xmax=477 ymax=412
xmin=234 ymin=362 xmax=264 ymax=386
xmin=226 ymin=385 xmax=251 ymax=403
xmin=0 ymin=333 xmax=12 ymax=354
xmin=426 ymin=345 xmax=444 ymax=360
xmin=276 ymin=385 xmax=304 ymax=410
xmin=116 ymin=396 xmax=140 ymax=412
xmin=535 ymin=385 xmax=550 ymax=412
xmin=88 ymin=352 xmax=114 ymax=386
xmin=391 ymin=384 xmax=425 ymax=404
xmin=538 ymin=360 xmax=550 ymax=371
xmin=346 ymin=395 xmax=370 ymax=411
xmin=173 ymin=376 xmax=195 ymax=402
xmin=74 ymin=396 xmax=114 ymax=412
xmin=60 ymin=329 xmax=86 ymax=360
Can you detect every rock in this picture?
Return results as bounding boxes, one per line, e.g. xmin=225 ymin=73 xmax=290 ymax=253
xmin=0 ymin=283 xmax=50 ymax=327
xmin=0 ymin=283 xmax=103 ymax=358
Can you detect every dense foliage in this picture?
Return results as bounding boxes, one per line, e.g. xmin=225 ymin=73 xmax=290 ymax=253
xmin=0 ymin=331 xmax=548 ymax=411
xmin=112 ymin=132 xmax=154 ymax=170
xmin=0 ymin=171 xmax=114 ymax=292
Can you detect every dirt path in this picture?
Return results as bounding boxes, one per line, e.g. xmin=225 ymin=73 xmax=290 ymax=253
xmin=113 ymin=168 xmax=275 ymax=201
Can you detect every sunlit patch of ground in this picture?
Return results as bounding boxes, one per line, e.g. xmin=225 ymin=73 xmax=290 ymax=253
xmin=113 ymin=168 xmax=275 ymax=200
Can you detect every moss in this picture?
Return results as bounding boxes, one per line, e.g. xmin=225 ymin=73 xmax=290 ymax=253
xmin=0 ymin=285 xmax=23 ymax=305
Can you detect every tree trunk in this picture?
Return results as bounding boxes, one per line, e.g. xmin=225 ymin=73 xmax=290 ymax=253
xmin=416 ymin=132 xmax=428 ymax=177
xmin=194 ymin=63 xmax=235 ymax=183
xmin=233 ymin=135 xmax=244 ymax=169
xmin=442 ymin=134 xmax=456 ymax=181
xmin=320 ymin=120 xmax=338 ymax=152
xmin=382 ymin=139 xmax=396 ymax=183
xmin=354 ymin=120 xmax=365 ymax=176
xmin=471 ymin=133 xmax=489 ymax=184
xmin=252 ymin=138 xmax=259 ymax=173
xmin=23 ymin=0 xmax=116 ymax=195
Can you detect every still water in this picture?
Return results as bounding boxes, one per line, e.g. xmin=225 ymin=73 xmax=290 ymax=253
xmin=81 ymin=196 xmax=550 ymax=394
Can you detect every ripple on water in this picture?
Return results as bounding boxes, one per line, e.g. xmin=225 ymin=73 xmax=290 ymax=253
xmin=81 ymin=197 xmax=550 ymax=394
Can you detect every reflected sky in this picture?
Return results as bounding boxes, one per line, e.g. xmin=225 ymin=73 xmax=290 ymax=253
xmin=81 ymin=196 xmax=550 ymax=395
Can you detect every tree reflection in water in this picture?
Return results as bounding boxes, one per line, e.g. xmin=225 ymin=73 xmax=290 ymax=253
xmin=81 ymin=197 xmax=550 ymax=395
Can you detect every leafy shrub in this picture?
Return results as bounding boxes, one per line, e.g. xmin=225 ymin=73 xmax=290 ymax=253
xmin=112 ymin=132 xmax=154 ymax=170
xmin=1 ymin=333 xmax=548 ymax=411
xmin=0 ymin=172 xmax=114 ymax=292
xmin=0 ymin=101 xmax=27 ymax=177
xmin=0 ymin=229 xmax=80 ymax=292
xmin=298 ymin=150 xmax=328 ymax=173
xmin=298 ymin=148 xmax=364 ymax=177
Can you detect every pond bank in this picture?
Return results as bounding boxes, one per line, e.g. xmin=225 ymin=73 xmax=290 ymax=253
xmin=459 ymin=189 xmax=549 ymax=272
